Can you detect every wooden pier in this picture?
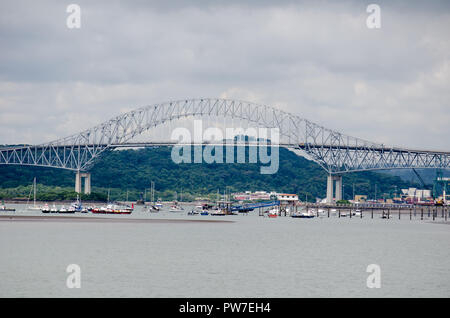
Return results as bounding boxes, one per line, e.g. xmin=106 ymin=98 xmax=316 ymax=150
xmin=257 ymin=202 xmax=449 ymax=221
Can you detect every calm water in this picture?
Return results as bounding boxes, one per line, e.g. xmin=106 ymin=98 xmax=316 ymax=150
xmin=0 ymin=204 xmax=449 ymax=297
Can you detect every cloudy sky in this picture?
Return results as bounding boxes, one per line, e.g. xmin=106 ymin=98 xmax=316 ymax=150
xmin=0 ymin=0 xmax=449 ymax=150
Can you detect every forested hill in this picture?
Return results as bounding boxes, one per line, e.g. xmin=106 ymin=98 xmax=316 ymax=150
xmin=0 ymin=146 xmax=415 ymax=201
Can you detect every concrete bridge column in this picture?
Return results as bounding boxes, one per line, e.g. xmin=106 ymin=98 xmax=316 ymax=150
xmin=75 ymin=171 xmax=82 ymax=193
xmin=83 ymin=173 xmax=91 ymax=195
xmin=74 ymin=172 xmax=91 ymax=195
xmin=326 ymin=174 xmax=343 ymax=203
xmin=335 ymin=176 xmax=342 ymax=201
xmin=326 ymin=175 xmax=334 ymax=203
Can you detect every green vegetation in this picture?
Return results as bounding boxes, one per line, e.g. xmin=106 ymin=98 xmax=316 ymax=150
xmin=0 ymin=184 xmax=107 ymax=202
xmin=0 ymin=146 xmax=415 ymax=202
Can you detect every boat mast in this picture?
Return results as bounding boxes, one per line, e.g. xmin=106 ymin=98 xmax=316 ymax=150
xmin=150 ymin=181 xmax=155 ymax=204
xmin=33 ymin=177 xmax=36 ymax=207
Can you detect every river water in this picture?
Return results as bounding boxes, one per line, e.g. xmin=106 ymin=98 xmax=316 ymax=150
xmin=0 ymin=204 xmax=449 ymax=297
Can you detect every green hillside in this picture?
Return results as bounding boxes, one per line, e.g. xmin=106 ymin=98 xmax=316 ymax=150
xmin=0 ymin=146 xmax=415 ymax=201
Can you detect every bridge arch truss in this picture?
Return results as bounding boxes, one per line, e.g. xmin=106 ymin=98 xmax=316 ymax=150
xmin=1 ymin=98 xmax=449 ymax=174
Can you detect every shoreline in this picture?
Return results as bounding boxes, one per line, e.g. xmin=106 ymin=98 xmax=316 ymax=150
xmin=0 ymin=200 xmax=210 ymax=205
xmin=0 ymin=215 xmax=234 ymax=223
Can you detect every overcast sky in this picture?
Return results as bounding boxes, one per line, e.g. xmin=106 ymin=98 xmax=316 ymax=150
xmin=0 ymin=0 xmax=449 ymax=151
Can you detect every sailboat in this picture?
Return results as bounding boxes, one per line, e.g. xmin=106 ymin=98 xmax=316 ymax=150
xmin=169 ymin=191 xmax=184 ymax=212
xmin=27 ymin=177 xmax=44 ymax=210
xmin=145 ymin=181 xmax=160 ymax=212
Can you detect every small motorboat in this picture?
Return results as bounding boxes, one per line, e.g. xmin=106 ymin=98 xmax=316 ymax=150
xmin=41 ymin=203 xmax=51 ymax=213
xmin=267 ymin=207 xmax=278 ymax=218
xmin=200 ymin=210 xmax=209 ymax=215
xmin=58 ymin=205 xmax=75 ymax=213
xmin=352 ymin=209 xmax=362 ymax=217
xmin=210 ymin=209 xmax=226 ymax=216
xmin=169 ymin=205 xmax=184 ymax=212
xmin=146 ymin=205 xmax=160 ymax=212
xmin=91 ymin=204 xmax=133 ymax=214
xmin=187 ymin=210 xmax=199 ymax=215
xmin=291 ymin=209 xmax=315 ymax=218
xmin=0 ymin=205 xmax=15 ymax=212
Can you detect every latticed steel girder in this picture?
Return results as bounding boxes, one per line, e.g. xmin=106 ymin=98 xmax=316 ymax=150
xmin=0 ymin=98 xmax=449 ymax=173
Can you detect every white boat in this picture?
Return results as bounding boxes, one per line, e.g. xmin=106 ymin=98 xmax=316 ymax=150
xmin=169 ymin=205 xmax=184 ymax=212
xmin=291 ymin=208 xmax=315 ymax=218
xmin=91 ymin=203 xmax=133 ymax=214
xmin=70 ymin=196 xmax=83 ymax=212
xmin=145 ymin=204 xmax=160 ymax=212
xmin=267 ymin=207 xmax=279 ymax=218
xmin=0 ymin=203 xmax=15 ymax=212
xmin=352 ymin=209 xmax=362 ymax=217
xmin=210 ymin=208 xmax=226 ymax=216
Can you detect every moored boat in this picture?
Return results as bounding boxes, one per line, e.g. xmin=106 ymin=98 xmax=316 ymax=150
xmin=267 ymin=207 xmax=278 ymax=218
xmin=291 ymin=208 xmax=315 ymax=218
xmin=91 ymin=204 xmax=133 ymax=214
xmin=27 ymin=177 xmax=44 ymax=211
xmin=41 ymin=203 xmax=51 ymax=213
xmin=58 ymin=205 xmax=75 ymax=213
xmin=169 ymin=205 xmax=184 ymax=212
xmin=145 ymin=205 xmax=160 ymax=212
xmin=0 ymin=205 xmax=15 ymax=212
xmin=210 ymin=208 xmax=226 ymax=216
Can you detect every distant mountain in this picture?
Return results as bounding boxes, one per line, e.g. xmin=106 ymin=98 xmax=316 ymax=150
xmin=385 ymin=169 xmax=449 ymax=186
xmin=0 ymin=146 xmax=415 ymax=201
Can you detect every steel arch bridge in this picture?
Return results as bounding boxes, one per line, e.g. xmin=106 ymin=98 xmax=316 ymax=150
xmin=1 ymin=98 xmax=449 ymax=175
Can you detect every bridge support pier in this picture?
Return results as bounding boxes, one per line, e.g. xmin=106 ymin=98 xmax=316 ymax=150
xmin=75 ymin=171 xmax=91 ymax=195
xmin=326 ymin=174 xmax=342 ymax=203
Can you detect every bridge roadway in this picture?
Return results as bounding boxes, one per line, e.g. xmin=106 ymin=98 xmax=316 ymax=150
xmin=4 ymin=141 xmax=450 ymax=155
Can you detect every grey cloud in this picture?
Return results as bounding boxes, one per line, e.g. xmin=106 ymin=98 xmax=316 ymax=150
xmin=0 ymin=0 xmax=449 ymax=151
